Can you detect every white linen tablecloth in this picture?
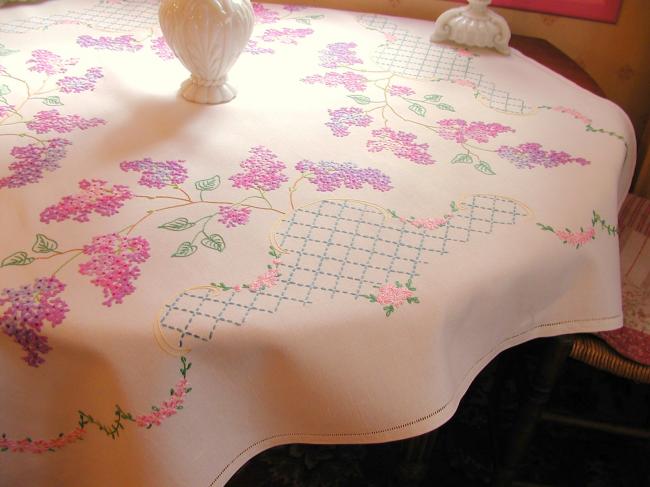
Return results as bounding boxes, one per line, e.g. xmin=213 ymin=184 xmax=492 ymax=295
xmin=0 ymin=1 xmax=636 ymax=486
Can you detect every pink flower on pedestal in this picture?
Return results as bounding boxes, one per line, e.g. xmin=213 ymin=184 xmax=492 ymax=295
xmin=436 ymin=119 xmax=514 ymax=144
xmin=302 ymin=71 xmax=367 ymax=92
xmin=0 ymin=138 xmax=71 ymax=189
xmin=27 ymin=110 xmax=106 ymax=134
xmin=40 ymin=179 xmax=132 ymax=223
xmin=78 ymin=233 xmax=150 ymax=306
xmin=230 ymin=146 xmax=288 ymax=191
xmin=367 ymin=128 xmax=434 ymax=165
xmin=218 ymin=205 xmax=251 ymax=228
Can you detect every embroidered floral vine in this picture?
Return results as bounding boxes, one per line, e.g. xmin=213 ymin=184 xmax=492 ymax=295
xmin=362 ymin=279 xmax=420 ymax=317
xmin=538 ymin=211 xmax=617 ymax=248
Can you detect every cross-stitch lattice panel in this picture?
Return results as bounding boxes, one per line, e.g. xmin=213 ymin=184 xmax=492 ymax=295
xmin=160 ymin=195 xmax=529 ymax=348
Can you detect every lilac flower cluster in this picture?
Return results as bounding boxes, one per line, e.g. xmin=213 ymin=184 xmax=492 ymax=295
xmin=26 ymin=49 xmax=78 ymax=75
xmin=253 ymin=2 xmax=280 ymax=23
xmin=26 ymin=109 xmax=106 ymax=134
xmin=120 ymin=158 xmax=188 ymax=189
xmin=302 ymin=71 xmax=367 ymax=92
xmin=78 ymin=233 xmax=150 ymax=306
xmin=496 ymin=143 xmax=590 ymax=169
xmin=0 ymin=276 xmax=69 ymax=367
xmin=319 ymin=42 xmax=363 ymax=68
xmin=326 ymin=107 xmax=373 ymax=137
xmin=57 ymin=67 xmax=103 ymax=94
xmin=295 ymin=159 xmax=392 ymax=192
xmin=230 ymin=146 xmax=288 ymax=191
xmin=260 ymin=28 xmax=313 ymax=45
xmin=0 ymin=138 xmax=71 ymax=189
xmin=40 ymin=179 xmax=133 ymax=223
xmin=77 ymin=35 xmax=143 ymax=52
xmin=244 ymin=40 xmax=274 ymax=55
xmin=436 ymin=119 xmax=514 ymax=144
xmin=218 ymin=205 xmax=252 ymax=228
xmin=388 ymin=85 xmax=415 ymax=97
xmin=367 ymin=128 xmax=434 ymax=165
xmin=151 ymin=36 xmax=175 ymax=60
xmin=0 ymin=104 xmax=16 ymax=118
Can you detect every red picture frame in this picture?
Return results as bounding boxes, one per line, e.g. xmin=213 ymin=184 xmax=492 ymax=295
xmin=454 ymin=0 xmax=623 ymax=24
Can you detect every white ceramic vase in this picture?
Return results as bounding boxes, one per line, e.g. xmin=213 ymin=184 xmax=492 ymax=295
xmin=159 ymin=0 xmax=255 ymax=104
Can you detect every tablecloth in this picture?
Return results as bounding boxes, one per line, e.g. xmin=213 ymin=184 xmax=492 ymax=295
xmin=0 ymin=1 xmax=636 ymax=486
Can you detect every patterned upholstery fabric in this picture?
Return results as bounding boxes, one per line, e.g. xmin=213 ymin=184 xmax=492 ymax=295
xmin=598 ymin=193 xmax=650 ymax=365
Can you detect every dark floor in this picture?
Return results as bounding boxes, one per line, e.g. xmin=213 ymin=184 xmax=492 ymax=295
xmin=228 ymin=339 xmax=650 ymax=487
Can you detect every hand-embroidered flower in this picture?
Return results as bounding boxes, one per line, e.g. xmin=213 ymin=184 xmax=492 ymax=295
xmin=319 ymin=42 xmax=363 ymax=68
xmin=0 ymin=428 xmax=85 ymax=453
xmin=253 ymin=2 xmax=280 ymax=23
xmin=218 ymin=205 xmax=251 ymax=228
xmin=245 ymin=40 xmax=274 ymax=55
xmin=78 ymin=233 xmax=150 ymax=306
xmin=230 ymin=146 xmax=288 ymax=191
xmin=363 ymin=280 xmax=419 ymax=317
xmin=295 ymin=159 xmax=392 ymax=192
xmin=151 ymin=36 xmax=175 ymax=60
xmin=57 ymin=67 xmax=104 ymax=94
xmin=120 ymin=158 xmax=188 ymax=189
xmin=496 ymin=143 xmax=590 ymax=169
xmin=40 ymin=179 xmax=133 ymax=223
xmin=77 ymin=35 xmax=143 ymax=52
xmin=26 ymin=110 xmax=106 ymax=134
xmin=554 ymin=227 xmax=596 ymax=247
xmin=0 ymin=276 xmax=68 ymax=367
xmin=388 ymin=85 xmax=415 ymax=97
xmin=249 ymin=268 xmax=280 ymax=292
xmin=326 ymin=107 xmax=373 ymax=137
xmin=367 ymin=128 xmax=434 ymax=165
xmin=0 ymin=138 xmax=71 ymax=189
xmin=436 ymin=119 xmax=514 ymax=144
xmin=26 ymin=49 xmax=78 ymax=75
xmin=260 ymin=28 xmax=313 ymax=45
xmin=0 ymin=104 xmax=16 ymax=118
xmin=552 ymin=106 xmax=592 ymax=125
xmin=135 ymin=378 xmax=190 ymax=428
xmin=302 ymin=72 xmax=367 ymax=92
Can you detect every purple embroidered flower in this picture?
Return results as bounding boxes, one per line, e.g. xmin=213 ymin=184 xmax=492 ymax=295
xmin=261 ymin=28 xmax=313 ymax=45
xmin=120 ymin=158 xmax=188 ymax=189
xmin=218 ymin=205 xmax=252 ymax=228
xmin=77 ymin=35 xmax=143 ymax=52
xmin=230 ymin=146 xmax=288 ymax=191
xmin=0 ymin=104 xmax=16 ymax=118
xmin=326 ymin=107 xmax=373 ymax=137
xmin=302 ymin=72 xmax=367 ymax=92
xmin=79 ymin=233 xmax=150 ymax=306
xmin=253 ymin=2 xmax=280 ymax=23
xmin=40 ymin=179 xmax=133 ymax=223
xmin=496 ymin=143 xmax=590 ymax=169
xmin=245 ymin=40 xmax=274 ymax=55
xmin=436 ymin=119 xmax=514 ymax=144
xmin=388 ymin=85 xmax=415 ymax=97
xmin=26 ymin=109 xmax=106 ymax=134
xmin=151 ymin=36 xmax=175 ymax=60
xmin=0 ymin=138 xmax=71 ymax=189
xmin=295 ymin=160 xmax=392 ymax=192
xmin=319 ymin=42 xmax=363 ymax=68
xmin=26 ymin=50 xmax=78 ymax=75
xmin=0 ymin=276 xmax=68 ymax=367
xmin=57 ymin=67 xmax=103 ymax=94
xmin=367 ymin=128 xmax=434 ymax=165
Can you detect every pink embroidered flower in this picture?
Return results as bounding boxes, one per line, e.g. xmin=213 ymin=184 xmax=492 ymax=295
xmin=319 ymin=42 xmax=363 ymax=68
xmin=552 ymin=106 xmax=592 ymax=125
xmin=367 ymin=128 xmax=434 ymax=165
xmin=436 ymin=119 xmax=514 ymax=144
xmin=302 ymin=71 xmax=367 ymax=92
xmin=151 ymin=36 xmax=175 ymax=60
xmin=26 ymin=110 xmax=106 ymax=134
xmin=326 ymin=107 xmax=373 ymax=137
xmin=0 ymin=276 xmax=68 ymax=367
xmin=120 ymin=158 xmax=187 ymax=189
xmin=230 ymin=146 xmax=288 ymax=191
xmin=0 ymin=104 xmax=15 ymax=118
xmin=218 ymin=205 xmax=251 ymax=228
xmin=40 ymin=179 xmax=132 ymax=223
xmin=253 ymin=2 xmax=280 ymax=23
xmin=57 ymin=67 xmax=103 ymax=94
xmin=295 ymin=159 xmax=392 ymax=192
xmin=455 ymin=48 xmax=475 ymax=57
xmin=0 ymin=427 xmax=85 ymax=453
xmin=402 ymin=217 xmax=450 ymax=230
xmin=452 ymin=79 xmax=477 ymax=88
xmin=245 ymin=40 xmax=274 ymax=55
xmin=554 ymin=227 xmax=596 ymax=247
xmin=26 ymin=50 xmax=78 ymax=75
xmin=78 ymin=233 xmax=150 ymax=306
xmin=77 ymin=35 xmax=143 ymax=52
xmin=135 ymin=378 xmax=190 ymax=428
xmin=249 ymin=268 xmax=280 ymax=292
xmin=388 ymin=85 xmax=415 ymax=97
xmin=0 ymin=138 xmax=71 ymax=189
xmin=496 ymin=143 xmax=590 ymax=169
xmin=260 ymin=28 xmax=313 ymax=45
xmin=375 ymin=283 xmax=414 ymax=307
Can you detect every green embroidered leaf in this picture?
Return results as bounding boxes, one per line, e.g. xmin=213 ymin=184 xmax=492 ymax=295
xmin=0 ymin=84 xmax=10 ymax=96
xmin=195 ymin=175 xmax=220 ymax=192
xmin=200 ymin=234 xmax=225 ymax=252
xmin=408 ymin=103 xmax=426 ymax=117
xmin=450 ymin=153 xmax=473 ymax=164
xmin=159 ymin=217 xmax=195 ymax=231
xmin=424 ymin=94 xmax=442 ymax=102
xmin=537 ymin=223 xmax=555 ymax=233
xmin=0 ymin=44 xmax=18 ymax=56
xmin=474 ymin=161 xmax=496 ymax=175
xmin=171 ymin=242 xmax=197 ymax=258
xmin=0 ymin=96 xmax=8 ymax=105
xmin=347 ymin=94 xmax=371 ymax=105
xmin=308 ymin=15 xmax=325 ymax=19
xmin=42 ymin=96 xmax=63 ymax=106
xmin=294 ymin=18 xmax=311 ymax=24
xmin=437 ymin=103 xmax=455 ymax=112
xmin=1 ymin=251 xmax=34 ymax=267
xmin=384 ymin=305 xmax=395 ymax=317
xmin=31 ymin=233 xmax=58 ymax=253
